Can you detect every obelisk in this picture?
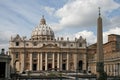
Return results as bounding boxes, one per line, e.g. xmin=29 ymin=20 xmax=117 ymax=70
xmin=96 ymin=7 xmax=107 ymax=80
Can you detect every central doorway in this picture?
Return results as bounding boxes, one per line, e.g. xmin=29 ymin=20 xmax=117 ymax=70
xmin=32 ymin=64 xmax=37 ymax=71
xmin=62 ymin=63 xmax=66 ymax=70
xmin=48 ymin=63 xmax=52 ymax=70
xmin=78 ymin=60 xmax=83 ymax=71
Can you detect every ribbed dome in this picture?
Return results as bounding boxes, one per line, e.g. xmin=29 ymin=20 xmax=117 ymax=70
xmin=31 ymin=16 xmax=55 ymax=41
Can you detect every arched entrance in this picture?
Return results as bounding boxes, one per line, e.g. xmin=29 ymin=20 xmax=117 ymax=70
xmin=32 ymin=64 xmax=37 ymax=71
xmin=78 ymin=60 xmax=83 ymax=71
xmin=62 ymin=63 xmax=66 ymax=70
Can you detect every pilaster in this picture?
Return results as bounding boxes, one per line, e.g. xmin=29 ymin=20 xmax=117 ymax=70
xmin=52 ymin=53 xmax=55 ymax=69
xmin=45 ymin=53 xmax=48 ymax=70
xmin=40 ymin=53 xmax=43 ymax=70
xmin=57 ymin=53 xmax=60 ymax=71
xmin=30 ymin=53 xmax=32 ymax=71
xmin=66 ymin=53 xmax=69 ymax=70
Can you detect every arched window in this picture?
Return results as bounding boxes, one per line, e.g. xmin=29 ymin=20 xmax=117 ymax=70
xmin=79 ymin=43 xmax=82 ymax=47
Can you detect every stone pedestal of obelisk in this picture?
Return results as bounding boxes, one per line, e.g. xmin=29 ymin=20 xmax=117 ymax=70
xmin=96 ymin=7 xmax=107 ymax=80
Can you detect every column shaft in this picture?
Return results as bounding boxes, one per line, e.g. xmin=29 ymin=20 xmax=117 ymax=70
xmin=67 ymin=53 xmax=69 ymax=70
xmin=21 ymin=53 xmax=25 ymax=72
xmin=52 ymin=53 xmax=55 ymax=69
xmin=60 ymin=53 xmax=62 ymax=71
xmin=45 ymin=53 xmax=48 ymax=70
xmin=57 ymin=53 xmax=60 ymax=71
xmin=40 ymin=53 xmax=43 ymax=70
xmin=37 ymin=53 xmax=40 ymax=70
xmin=30 ymin=53 xmax=32 ymax=71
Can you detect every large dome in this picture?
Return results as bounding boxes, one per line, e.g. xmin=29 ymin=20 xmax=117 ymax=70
xmin=31 ymin=16 xmax=55 ymax=41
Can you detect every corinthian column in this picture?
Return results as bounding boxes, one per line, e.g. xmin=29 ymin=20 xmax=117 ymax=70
xmin=45 ymin=53 xmax=48 ymax=70
xmin=30 ymin=53 xmax=32 ymax=71
xmin=67 ymin=53 xmax=69 ymax=70
xmin=40 ymin=53 xmax=43 ymax=70
xmin=57 ymin=53 xmax=60 ymax=71
xmin=52 ymin=53 xmax=55 ymax=69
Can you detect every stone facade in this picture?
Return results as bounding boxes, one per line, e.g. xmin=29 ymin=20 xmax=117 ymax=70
xmin=9 ymin=16 xmax=120 ymax=77
xmin=88 ymin=34 xmax=120 ymax=76
xmin=9 ymin=16 xmax=87 ymax=73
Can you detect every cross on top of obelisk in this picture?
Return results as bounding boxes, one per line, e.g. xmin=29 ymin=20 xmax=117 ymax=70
xmin=98 ymin=7 xmax=101 ymax=17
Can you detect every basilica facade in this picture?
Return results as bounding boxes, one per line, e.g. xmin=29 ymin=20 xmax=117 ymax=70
xmin=9 ymin=15 xmax=120 ymax=77
xmin=9 ymin=16 xmax=87 ymax=73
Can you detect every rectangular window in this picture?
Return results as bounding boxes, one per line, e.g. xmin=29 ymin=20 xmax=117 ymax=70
xmin=79 ymin=43 xmax=82 ymax=47
xmin=16 ymin=52 xmax=19 ymax=58
xmin=33 ymin=52 xmax=37 ymax=58
xmin=63 ymin=42 xmax=66 ymax=46
xmin=16 ymin=42 xmax=19 ymax=46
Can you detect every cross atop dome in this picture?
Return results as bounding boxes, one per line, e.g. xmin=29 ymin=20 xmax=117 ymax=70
xmin=98 ymin=7 xmax=101 ymax=17
xmin=40 ymin=15 xmax=46 ymax=25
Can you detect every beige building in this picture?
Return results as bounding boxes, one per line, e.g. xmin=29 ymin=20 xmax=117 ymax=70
xmin=9 ymin=16 xmax=87 ymax=73
xmin=9 ymin=15 xmax=120 ymax=77
xmin=88 ymin=34 xmax=120 ymax=76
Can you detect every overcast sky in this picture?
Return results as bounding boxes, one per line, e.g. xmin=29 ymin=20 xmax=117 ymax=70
xmin=0 ymin=0 xmax=120 ymax=50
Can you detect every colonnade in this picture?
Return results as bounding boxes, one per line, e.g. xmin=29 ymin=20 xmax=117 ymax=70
xmin=21 ymin=52 xmax=75 ymax=72
xmin=104 ymin=63 xmax=120 ymax=76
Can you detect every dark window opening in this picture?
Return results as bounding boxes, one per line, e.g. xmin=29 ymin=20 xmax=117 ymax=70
xmin=32 ymin=64 xmax=37 ymax=71
xmin=55 ymin=44 xmax=57 ymax=46
xmin=16 ymin=42 xmax=19 ymax=46
xmin=71 ymin=44 xmax=73 ymax=47
xmin=15 ymin=52 xmax=19 ymax=58
xmin=63 ymin=42 xmax=66 ymax=46
xmin=43 ymin=44 xmax=45 ymax=46
xmin=78 ymin=60 xmax=83 ymax=70
xmin=62 ymin=64 xmax=66 ymax=70
xmin=32 ymin=53 xmax=37 ymax=58
xmin=79 ymin=43 xmax=82 ymax=47
xmin=55 ymin=66 xmax=57 ymax=71
xmin=33 ymin=59 xmax=37 ymax=63
xmin=48 ymin=63 xmax=52 ymax=70
xmin=43 ymin=66 xmax=45 ymax=70
xmin=26 ymin=43 xmax=29 ymax=46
